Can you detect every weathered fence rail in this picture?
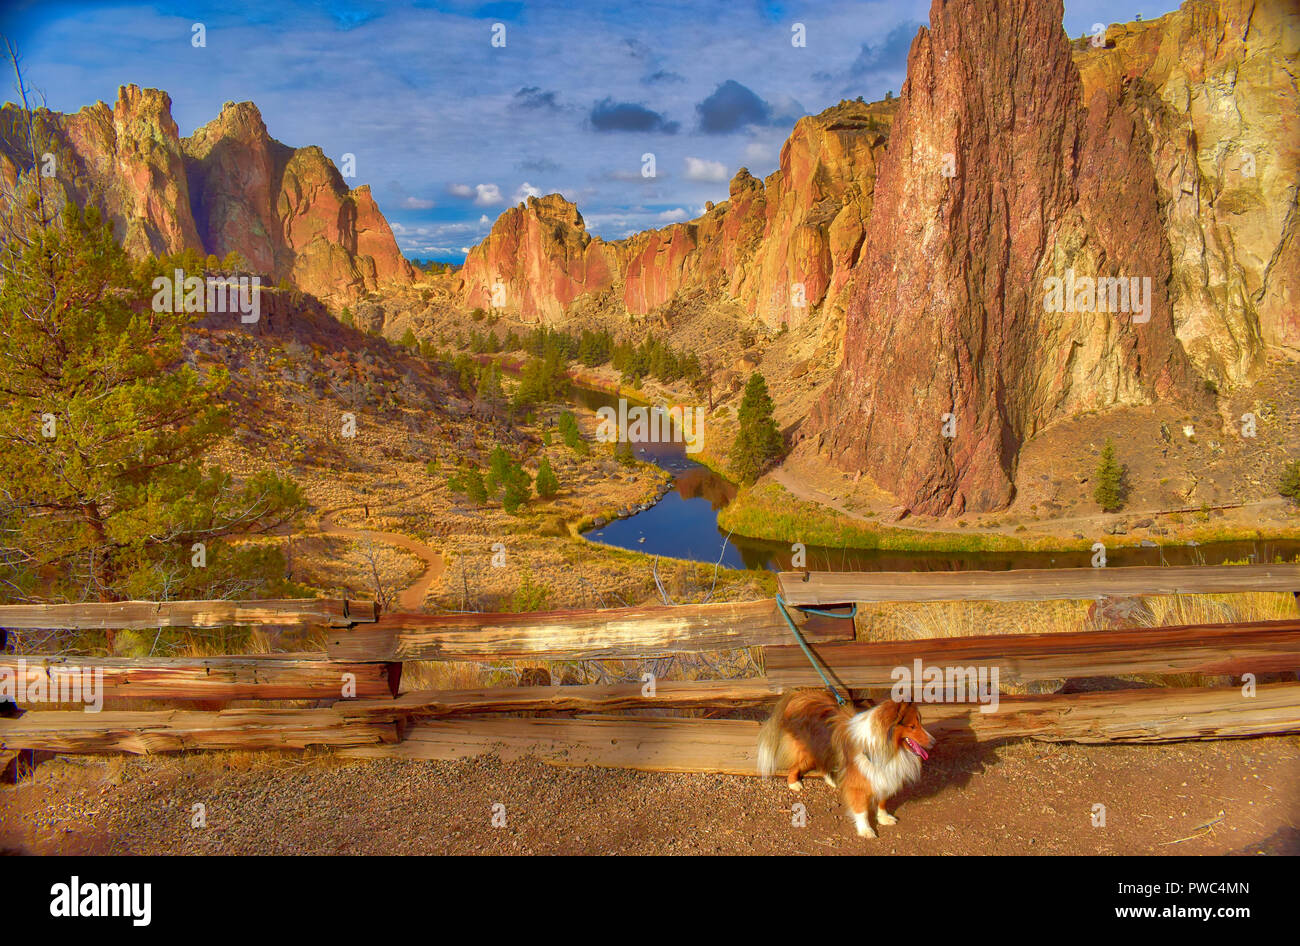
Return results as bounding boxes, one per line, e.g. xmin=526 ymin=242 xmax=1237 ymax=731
xmin=776 ymin=563 xmax=1300 ymax=607
xmin=0 ymin=654 xmax=401 ymax=700
xmin=765 ymin=618 xmax=1300 ymax=689
xmin=324 ymin=599 xmax=851 ymax=661
xmin=2 ymin=566 xmax=1299 ymax=769
xmin=0 ymin=597 xmax=377 ymax=630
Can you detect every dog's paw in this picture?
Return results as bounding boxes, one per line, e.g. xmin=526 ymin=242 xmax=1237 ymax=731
xmin=787 ymin=780 xmax=802 ymax=792
xmin=822 ymin=774 xmax=837 ymax=788
xmin=876 ymin=811 xmax=898 ymax=826
xmin=852 ymin=812 xmax=876 ymax=839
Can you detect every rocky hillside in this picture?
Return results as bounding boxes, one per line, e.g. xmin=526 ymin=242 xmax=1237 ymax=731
xmin=460 ymin=97 xmax=896 ymax=333
xmin=0 ymin=86 xmax=413 ymax=302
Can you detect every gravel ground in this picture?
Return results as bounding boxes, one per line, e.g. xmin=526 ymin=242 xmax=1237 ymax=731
xmin=4 ymin=736 xmax=1298 ymax=855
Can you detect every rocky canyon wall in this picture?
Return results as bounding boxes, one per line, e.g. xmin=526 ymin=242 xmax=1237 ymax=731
xmin=458 ymin=98 xmax=895 ymax=330
xmin=0 ymin=86 xmax=413 ymax=302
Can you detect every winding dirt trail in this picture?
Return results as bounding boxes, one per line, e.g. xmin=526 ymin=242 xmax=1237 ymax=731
xmin=316 ymin=509 xmax=444 ymax=611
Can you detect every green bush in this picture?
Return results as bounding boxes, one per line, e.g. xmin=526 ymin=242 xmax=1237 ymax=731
xmin=1280 ymin=459 xmax=1300 ymax=505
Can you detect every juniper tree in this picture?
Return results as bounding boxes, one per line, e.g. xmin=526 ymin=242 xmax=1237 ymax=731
xmin=730 ymin=372 xmax=783 ymax=484
xmin=1093 ymin=438 xmax=1125 ymax=512
xmin=534 ymin=455 xmax=559 ymax=499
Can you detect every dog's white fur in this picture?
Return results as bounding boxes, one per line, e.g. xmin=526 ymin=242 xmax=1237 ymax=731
xmin=847 ymin=706 xmax=924 ymax=802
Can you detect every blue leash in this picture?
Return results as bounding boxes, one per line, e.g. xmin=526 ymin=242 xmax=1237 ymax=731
xmin=774 ymin=593 xmax=856 ymax=706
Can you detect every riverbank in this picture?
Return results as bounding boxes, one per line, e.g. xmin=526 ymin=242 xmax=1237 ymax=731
xmin=717 ymin=479 xmax=1300 ymax=557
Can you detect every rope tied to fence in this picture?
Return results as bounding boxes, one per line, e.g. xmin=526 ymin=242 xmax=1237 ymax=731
xmin=774 ymin=593 xmax=856 ymax=706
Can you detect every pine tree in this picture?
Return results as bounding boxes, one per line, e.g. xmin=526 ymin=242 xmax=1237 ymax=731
xmin=1093 ymin=438 xmax=1125 ymax=512
xmin=501 ymin=464 xmax=532 ymax=514
xmin=730 ymin=372 xmax=783 ymax=484
xmin=535 ymin=455 xmax=559 ymax=498
xmin=0 ymin=202 xmax=302 ymax=601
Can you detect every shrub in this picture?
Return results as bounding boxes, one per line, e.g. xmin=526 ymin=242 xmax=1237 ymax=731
xmin=1280 ymin=459 xmax=1300 ymax=505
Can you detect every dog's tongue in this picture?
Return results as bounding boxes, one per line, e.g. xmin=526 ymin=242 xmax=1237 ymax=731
xmin=906 ymin=738 xmax=929 ymax=761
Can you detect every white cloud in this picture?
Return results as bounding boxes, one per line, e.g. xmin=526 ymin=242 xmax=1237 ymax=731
xmin=514 ymin=181 xmax=543 ymax=202
xmin=657 ymin=207 xmax=689 ymax=223
xmin=479 ymin=214 xmax=490 ymax=224
xmin=473 ymin=183 xmax=504 ymax=206
xmin=744 ymin=141 xmax=775 ymax=164
xmin=684 ymin=157 xmax=728 ymax=182
xmin=401 ymin=196 xmax=436 ymax=209
xmin=447 ymin=183 xmax=475 ymax=198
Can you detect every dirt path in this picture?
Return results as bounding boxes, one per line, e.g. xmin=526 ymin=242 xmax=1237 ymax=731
xmin=316 ymin=510 xmax=444 ymax=611
xmin=4 ymin=736 xmax=1297 ymax=855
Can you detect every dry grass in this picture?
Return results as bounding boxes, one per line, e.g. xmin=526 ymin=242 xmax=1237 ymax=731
xmin=857 ymin=599 xmax=1093 ymax=642
xmin=1138 ymin=591 xmax=1298 ymax=627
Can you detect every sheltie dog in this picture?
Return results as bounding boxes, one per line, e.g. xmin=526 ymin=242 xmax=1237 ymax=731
xmin=757 ymin=689 xmax=935 ymax=838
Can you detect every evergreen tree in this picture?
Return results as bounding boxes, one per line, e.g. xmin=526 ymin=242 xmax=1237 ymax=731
xmin=0 ymin=202 xmax=302 ymax=601
xmin=500 ymin=464 xmax=532 ymax=514
xmin=534 ymin=455 xmax=559 ymax=498
xmin=730 ymin=372 xmax=783 ymax=483
xmin=1093 ymin=438 xmax=1125 ymax=512
xmin=557 ymin=411 xmax=587 ymax=454
xmin=476 ymin=362 xmax=505 ymax=407
xmin=486 ymin=445 xmax=513 ymax=493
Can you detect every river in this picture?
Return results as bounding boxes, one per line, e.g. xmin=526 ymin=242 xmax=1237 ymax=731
xmin=566 ymin=383 xmax=1299 ymax=572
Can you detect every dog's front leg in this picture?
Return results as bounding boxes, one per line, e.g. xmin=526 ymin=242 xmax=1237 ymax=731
xmin=875 ymin=797 xmax=898 ymax=826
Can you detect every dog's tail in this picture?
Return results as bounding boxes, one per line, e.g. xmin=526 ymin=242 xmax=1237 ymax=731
xmin=757 ymin=691 xmax=798 ymax=777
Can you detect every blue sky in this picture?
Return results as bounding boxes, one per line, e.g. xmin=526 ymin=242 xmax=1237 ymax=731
xmin=0 ymin=0 xmax=1180 ymax=262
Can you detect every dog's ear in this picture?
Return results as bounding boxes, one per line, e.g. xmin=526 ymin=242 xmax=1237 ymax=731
xmin=886 ymin=699 xmax=909 ymax=739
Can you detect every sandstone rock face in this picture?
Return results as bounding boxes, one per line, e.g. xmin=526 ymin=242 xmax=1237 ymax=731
xmin=457 ymin=99 xmax=895 ymax=329
xmin=0 ymin=86 xmax=413 ymax=302
xmin=0 ymin=86 xmax=201 ymax=258
xmin=1076 ymin=0 xmax=1300 ymax=374
xmin=807 ymin=0 xmax=1197 ymax=516
xmin=459 ymin=193 xmax=617 ymax=322
xmin=182 ymin=100 xmax=286 ymax=275
xmin=746 ymin=106 xmax=891 ymax=328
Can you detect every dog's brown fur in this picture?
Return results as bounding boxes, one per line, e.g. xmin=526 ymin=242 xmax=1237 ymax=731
xmin=758 ymin=689 xmax=935 ymax=838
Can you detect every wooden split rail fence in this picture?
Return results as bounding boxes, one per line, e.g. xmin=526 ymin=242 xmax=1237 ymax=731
xmin=2 ymin=564 xmax=1299 ymax=775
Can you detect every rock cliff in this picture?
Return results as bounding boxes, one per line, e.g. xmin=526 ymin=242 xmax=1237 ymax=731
xmin=458 ymin=98 xmax=895 ymax=330
xmin=0 ymin=86 xmax=413 ymax=302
